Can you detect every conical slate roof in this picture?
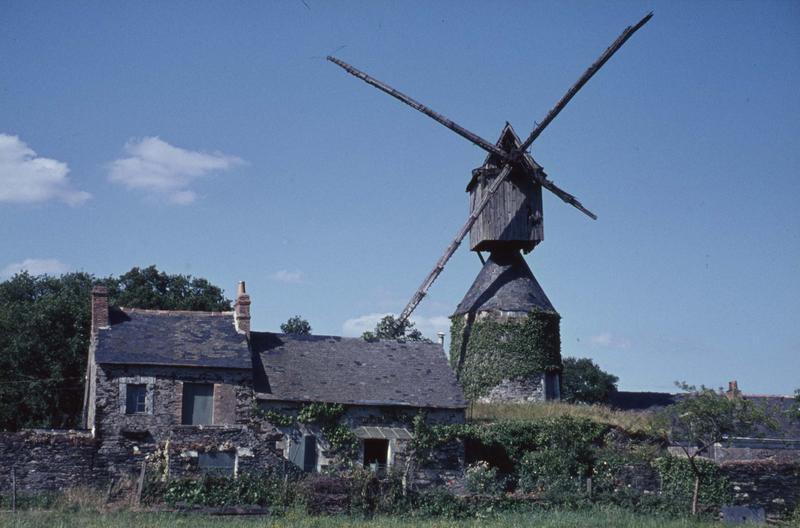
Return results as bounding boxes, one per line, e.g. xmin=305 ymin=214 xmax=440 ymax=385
xmin=453 ymin=250 xmax=557 ymax=316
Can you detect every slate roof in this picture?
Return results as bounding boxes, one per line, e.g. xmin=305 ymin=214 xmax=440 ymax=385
xmin=94 ymin=307 xmax=251 ymax=369
xmin=250 ymin=332 xmax=467 ymax=409
xmin=453 ymin=250 xmax=556 ymax=316
xmin=609 ymin=391 xmax=677 ymax=411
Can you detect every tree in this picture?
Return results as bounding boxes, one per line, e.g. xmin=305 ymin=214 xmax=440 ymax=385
xmin=658 ymin=382 xmax=774 ymax=515
xmin=361 ymin=315 xmax=429 ymax=342
xmin=281 ymin=315 xmax=311 ymax=335
xmin=0 ymin=266 xmax=232 ymax=431
xmin=103 ymin=265 xmax=230 ymax=311
xmin=561 ymin=357 xmax=618 ymax=404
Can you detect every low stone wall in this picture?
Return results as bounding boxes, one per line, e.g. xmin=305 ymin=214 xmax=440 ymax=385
xmin=0 ymin=430 xmax=100 ymax=494
xmin=721 ymin=460 xmax=800 ymax=518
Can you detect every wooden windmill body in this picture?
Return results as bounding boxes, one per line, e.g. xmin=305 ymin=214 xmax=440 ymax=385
xmin=328 ymin=13 xmax=651 ymax=402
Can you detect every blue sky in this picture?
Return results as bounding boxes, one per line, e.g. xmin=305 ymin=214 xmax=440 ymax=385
xmin=1 ymin=1 xmax=798 ymax=394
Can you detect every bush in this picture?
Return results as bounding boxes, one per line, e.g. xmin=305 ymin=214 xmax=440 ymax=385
xmin=654 ymin=456 xmax=730 ymax=515
xmin=466 ymin=461 xmax=506 ymax=495
xmin=162 ymin=471 xmax=292 ymax=514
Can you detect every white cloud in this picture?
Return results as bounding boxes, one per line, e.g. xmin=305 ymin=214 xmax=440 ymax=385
xmin=342 ymin=312 xmax=451 ymax=339
xmin=0 ymin=134 xmax=90 ymax=206
xmin=588 ymin=332 xmax=632 ymax=350
xmin=1 ymin=258 xmax=70 ymax=278
xmin=269 ymin=270 xmax=306 ymax=284
xmin=107 ymin=137 xmax=243 ymax=204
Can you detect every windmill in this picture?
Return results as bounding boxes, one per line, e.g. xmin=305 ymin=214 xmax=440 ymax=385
xmin=329 ymin=13 xmax=652 ymax=401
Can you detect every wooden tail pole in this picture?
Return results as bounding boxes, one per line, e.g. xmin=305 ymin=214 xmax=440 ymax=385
xmin=518 ymin=12 xmax=653 ymax=153
xmin=398 ymin=164 xmax=513 ymax=323
xmin=327 ymin=56 xmax=505 ymax=158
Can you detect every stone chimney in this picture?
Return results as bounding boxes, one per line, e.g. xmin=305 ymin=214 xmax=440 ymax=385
xmin=91 ymin=285 xmax=109 ymax=338
xmin=234 ymin=281 xmax=251 ymax=336
xmin=437 ymin=332 xmax=445 ymax=347
xmin=727 ymin=380 xmax=740 ymax=399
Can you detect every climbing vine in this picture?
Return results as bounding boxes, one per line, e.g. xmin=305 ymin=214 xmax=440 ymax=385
xmin=255 ymin=402 xmax=358 ymax=461
xmin=449 ymin=311 xmax=562 ymax=400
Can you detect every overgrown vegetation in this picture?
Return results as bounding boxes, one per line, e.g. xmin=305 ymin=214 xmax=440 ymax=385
xmin=656 ymin=382 xmax=774 ymax=515
xmin=0 ymin=266 xmax=231 ymax=430
xmin=254 ymin=402 xmax=358 ymax=461
xmin=449 ymin=312 xmax=562 ymax=400
xmin=470 ymin=401 xmax=657 ymax=435
xmin=0 ymin=506 xmax=727 ymax=527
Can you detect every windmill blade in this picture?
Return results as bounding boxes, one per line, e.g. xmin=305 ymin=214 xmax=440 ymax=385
xmin=327 ymin=56 xmax=506 ymax=159
xmin=518 ymin=12 xmax=653 ymax=153
xmin=535 ymin=169 xmax=597 ymax=220
xmin=398 ymin=164 xmax=513 ymax=324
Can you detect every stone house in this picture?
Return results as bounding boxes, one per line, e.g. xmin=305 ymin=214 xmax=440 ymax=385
xmin=81 ymin=282 xmax=466 ymax=480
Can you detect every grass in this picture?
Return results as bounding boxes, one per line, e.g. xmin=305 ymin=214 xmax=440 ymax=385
xmin=468 ymin=402 xmax=660 ymax=436
xmin=0 ymin=506 xmax=726 ymax=528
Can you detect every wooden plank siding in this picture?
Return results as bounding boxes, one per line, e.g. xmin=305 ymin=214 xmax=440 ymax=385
xmin=469 ymin=166 xmax=543 ymax=253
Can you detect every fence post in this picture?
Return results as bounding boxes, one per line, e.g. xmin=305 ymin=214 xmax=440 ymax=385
xmin=586 ymin=476 xmax=592 ymax=498
xmin=134 ymin=460 xmax=146 ymax=507
xmin=11 ymin=467 xmax=16 ymax=513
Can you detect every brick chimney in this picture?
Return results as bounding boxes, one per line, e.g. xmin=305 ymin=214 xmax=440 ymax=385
xmin=234 ymin=281 xmax=251 ymax=336
xmin=91 ymin=285 xmax=109 ymax=338
xmin=727 ymin=380 xmax=740 ymax=399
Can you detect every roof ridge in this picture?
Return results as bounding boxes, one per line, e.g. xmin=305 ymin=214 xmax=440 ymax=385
xmin=119 ymin=307 xmax=234 ymax=316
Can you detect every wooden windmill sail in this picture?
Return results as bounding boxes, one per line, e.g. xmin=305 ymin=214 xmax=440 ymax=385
xmin=328 ymin=12 xmax=652 ymax=324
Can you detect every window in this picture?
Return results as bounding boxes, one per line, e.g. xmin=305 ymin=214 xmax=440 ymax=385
xmin=363 ymin=439 xmax=389 ymax=470
xmin=288 ymin=434 xmax=317 ymax=473
xmin=181 ymin=383 xmax=214 ymax=425
xmin=198 ymin=452 xmax=235 ymax=476
xmin=125 ymin=384 xmax=147 ymax=414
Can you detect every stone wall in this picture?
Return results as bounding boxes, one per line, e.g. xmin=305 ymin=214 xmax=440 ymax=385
xmin=721 ymin=460 xmax=800 ymax=519
xmin=477 ymin=376 xmax=545 ymax=403
xmin=0 ymin=430 xmax=99 ymax=494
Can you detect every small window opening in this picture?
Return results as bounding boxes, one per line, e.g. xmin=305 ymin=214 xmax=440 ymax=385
xmin=198 ymin=452 xmax=235 ymax=476
xmin=181 ymin=383 xmax=214 ymax=425
xmin=363 ymin=439 xmax=389 ymax=471
xmin=125 ymin=384 xmax=147 ymax=414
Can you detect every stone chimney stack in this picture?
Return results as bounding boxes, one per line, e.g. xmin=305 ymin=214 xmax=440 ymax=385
xmin=91 ymin=286 xmax=109 ymax=338
xmin=234 ymin=281 xmax=251 ymax=336
xmin=727 ymin=380 xmax=740 ymax=399
xmin=437 ymin=332 xmax=445 ymax=347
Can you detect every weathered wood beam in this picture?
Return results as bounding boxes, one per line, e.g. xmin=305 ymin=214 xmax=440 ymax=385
xmin=536 ymin=168 xmax=597 ymax=220
xmin=517 ymin=12 xmax=653 ymax=153
xmin=398 ymin=164 xmax=513 ymax=324
xmin=327 ymin=56 xmax=506 ymax=159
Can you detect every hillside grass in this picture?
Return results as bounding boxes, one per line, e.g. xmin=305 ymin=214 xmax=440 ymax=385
xmin=0 ymin=507 xmax=725 ymax=528
xmin=468 ymin=401 xmax=661 ymax=436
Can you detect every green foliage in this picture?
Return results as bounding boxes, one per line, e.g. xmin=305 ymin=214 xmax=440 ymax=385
xmin=0 ymin=272 xmax=95 ymax=430
xmin=281 ymin=315 xmax=312 ymax=335
xmin=658 ymin=382 xmax=774 ymax=455
xmin=466 ymin=461 xmax=506 ymax=495
xmin=103 ymin=266 xmax=231 ymax=312
xmin=653 ymin=456 xmax=730 ymax=515
xmin=256 ymin=403 xmax=357 ymax=461
xmin=362 ymin=315 xmax=430 ymax=342
xmin=561 ymin=357 xmax=618 ymax=405
xmin=449 ymin=312 xmax=562 ymax=400
xmin=297 ymin=402 xmax=345 ymax=424
xmin=0 ymin=266 xmax=232 ymax=430
xmin=161 ymin=471 xmax=292 ymax=513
